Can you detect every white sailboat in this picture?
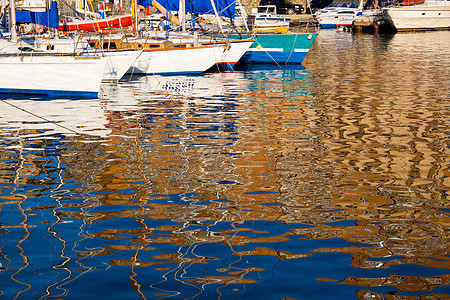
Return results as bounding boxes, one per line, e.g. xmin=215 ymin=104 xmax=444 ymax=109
xmin=28 ymin=35 xmax=143 ymax=82
xmin=142 ymin=32 xmax=253 ymax=69
xmin=0 ymin=0 xmax=107 ymax=96
xmin=140 ymin=0 xmax=252 ymax=70
xmin=128 ymin=44 xmax=219 ymax=75
xmin=0 ymin=49 xmax=107 ymax=96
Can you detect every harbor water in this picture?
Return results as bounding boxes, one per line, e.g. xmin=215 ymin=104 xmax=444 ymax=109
xmin=0 ymin=30 xmax=449 ymax=299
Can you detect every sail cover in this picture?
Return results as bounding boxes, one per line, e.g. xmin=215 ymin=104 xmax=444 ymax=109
xmin=137 ymin=0 xmax=235 ymax=19
xmin=14 ymin=1 xmax=59 ymax=28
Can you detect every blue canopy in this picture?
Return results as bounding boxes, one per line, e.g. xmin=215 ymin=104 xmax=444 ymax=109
xmin=15 ymin=1 xmax=59 ymax=29
xmin=138 ymin=0 xmax=235 ymax=19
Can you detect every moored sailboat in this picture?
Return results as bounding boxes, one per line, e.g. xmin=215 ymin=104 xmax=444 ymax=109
xmin=228 ymin=32 xmax=318 ymax=65
xmin=145 ymin=0 xmax=317 ymax=65
xmin=0 ymin=44 xmax=107 ymax=96
xmin=87 ymin=34 xmax=219 ymax=75
xmin=0 ymin=1 xmax=107 ymax=96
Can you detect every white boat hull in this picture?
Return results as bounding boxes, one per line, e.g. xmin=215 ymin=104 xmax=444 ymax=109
xmin=383 ymin=4 xmax=450 ymax=31
xmin=0 ymin=55 xmax=107 ymax=96
xmin=253 ymin=17 xmax=290 ymax=30
xmin=102 ymin=50 xmax=142 ymax=82
xmin=208 ymin=40 xmax=254 ymax=67
xmin=28 ymin=38 xmax=139 ymax=82
xmin=316 ymin=11 xmax=362 ymax=28
xmin=128 ymin=46 xmax=217 ymax=75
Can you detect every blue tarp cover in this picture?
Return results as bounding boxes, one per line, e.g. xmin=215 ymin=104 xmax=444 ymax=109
xmin=15 ymin=2 xmax=59 ymax=28
xmin=138 ymin=0 xmax=235 ymax=19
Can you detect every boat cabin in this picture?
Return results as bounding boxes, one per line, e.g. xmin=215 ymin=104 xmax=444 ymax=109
xmin=87 ymin=34 xmax=174 ymax=50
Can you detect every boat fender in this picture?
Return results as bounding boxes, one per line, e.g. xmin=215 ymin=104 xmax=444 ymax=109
xmin=35 ymin=25 xmax=44 ymax=33
xmin=222 ymin=41 xmax=231 ymax=52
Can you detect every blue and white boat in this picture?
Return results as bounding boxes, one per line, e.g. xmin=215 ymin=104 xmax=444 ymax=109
xmin=314 ymin=0 xmax=364 ymax=28
xmin=229 ymin=32 xmax=318 ymax=65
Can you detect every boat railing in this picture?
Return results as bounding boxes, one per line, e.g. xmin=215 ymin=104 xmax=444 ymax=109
xmin=380 ymin=0 xmax=446 ymax=7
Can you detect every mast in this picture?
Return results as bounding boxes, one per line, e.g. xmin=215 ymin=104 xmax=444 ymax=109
xmin=179 ymin=0 xmax=186 ymax=32
xmin=235 ymin=0 xmax=249 ymax=32
xmin=9 ymin=0 xmax=18 ymax=42
xmin=209 ymin=0 xmax=223 ymax=33
xmin=133 ymin=0 xmax=138 ymax=33
xmin=84 ymin=0 xmax=87 ymax=19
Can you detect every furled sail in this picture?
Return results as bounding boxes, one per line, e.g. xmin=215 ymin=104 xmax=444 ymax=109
xmin=137 ymin=0 xmax=235 ymax=19
xmin=58 ymin=14 xmax=133 ymax=31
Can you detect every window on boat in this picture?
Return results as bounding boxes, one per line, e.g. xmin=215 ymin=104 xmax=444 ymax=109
xmin=257 ymin=7 xmax=267 ymax=13
xmin=103 ymin=42 xmax=116 ymax=49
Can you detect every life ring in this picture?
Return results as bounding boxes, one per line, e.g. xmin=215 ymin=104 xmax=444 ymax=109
xmin=35 ymin=25 xmax=44 ymax=33
xmin=16 ymin=0 xmax=23 ymax=6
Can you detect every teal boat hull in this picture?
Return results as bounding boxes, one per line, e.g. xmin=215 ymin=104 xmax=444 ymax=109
xmin=229 ymin=32 xmax=317 ymax=64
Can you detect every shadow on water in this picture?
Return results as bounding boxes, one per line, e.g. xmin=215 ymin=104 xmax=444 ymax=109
xmin=0 ymin=31 xmax=449 ymax=299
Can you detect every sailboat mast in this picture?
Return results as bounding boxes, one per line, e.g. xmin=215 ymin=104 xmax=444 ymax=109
xmin=84 ymin=0 xmax=87 ymax=19
xmin=236 ymin=0 xmax=249 ymax=32
xmin=9 ymin=0 xmax=18 ymax=42
xmin=179 ymin=0 xmax=186 ymax=32
xmin=209 ymin=0 xmax=223 ymax=33
xmin=132 ymin=0 xmax=139 ymax=33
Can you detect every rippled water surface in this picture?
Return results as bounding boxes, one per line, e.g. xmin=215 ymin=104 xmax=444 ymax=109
xmin=0 ymin=30 xmax=449 ymax=299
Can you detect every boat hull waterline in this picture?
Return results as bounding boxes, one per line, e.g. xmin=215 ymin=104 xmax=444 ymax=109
xmin=207 ymin=40 xmax=254 ymax=70
xmin=230 ymin=33 xmax=318 ymax=64
xmin=0 ymin=55 xmax=107 ymax=96
xmin=103 ymin=50 xmax=143 ymax=82
xmin=128 ymin=46 xmax=219 ymax=75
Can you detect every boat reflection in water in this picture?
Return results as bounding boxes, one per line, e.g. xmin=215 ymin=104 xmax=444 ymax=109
xmin=0 ymin=30 xmax=449 ymax=299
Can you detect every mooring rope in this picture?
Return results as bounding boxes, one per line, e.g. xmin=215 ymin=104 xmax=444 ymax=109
xmin=0 ymin=99 xmax=82 ymax=135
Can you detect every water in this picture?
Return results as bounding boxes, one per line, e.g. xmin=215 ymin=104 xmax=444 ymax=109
xmin=0 ymin=30 xmax=449 ymax=299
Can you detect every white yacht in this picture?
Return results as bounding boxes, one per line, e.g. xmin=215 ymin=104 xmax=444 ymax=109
xmin=383 ymin=0 xmax=450 ymax=31
xmin=248 ymin=5 xmax=291 ymax=31
xmin=314 ymin=0 xmax=364 ymax=28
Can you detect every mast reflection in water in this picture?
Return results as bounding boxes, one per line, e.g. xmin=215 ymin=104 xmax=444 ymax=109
xmin=0 ymin=30 xmax=448 ymax=299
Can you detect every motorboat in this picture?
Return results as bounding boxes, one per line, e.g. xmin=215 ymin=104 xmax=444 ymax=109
xmin=247 ymin=5 xmax=291 ymax=31
xmin=314 ymin=0 xmax=364 ymax=28
xmin=382 ymin=0 xmax=450 ymax=31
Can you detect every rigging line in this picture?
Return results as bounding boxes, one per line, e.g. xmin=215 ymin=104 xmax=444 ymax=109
xmin=285 ymin=31 xmax=299 ymax=64
xmin=315 ymin=35 xmax=345 ymax=64
xmin=254 ymin=40 xmax=281 ymax=68
xmin=0 ymin=99 xmax=82 ymax=135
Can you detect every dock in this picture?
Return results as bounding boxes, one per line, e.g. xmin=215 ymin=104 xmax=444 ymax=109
xmin=288 ymin=14 xmax=318 ymax=27
xmin=352 ymin=11 xmax=394 ymax=34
